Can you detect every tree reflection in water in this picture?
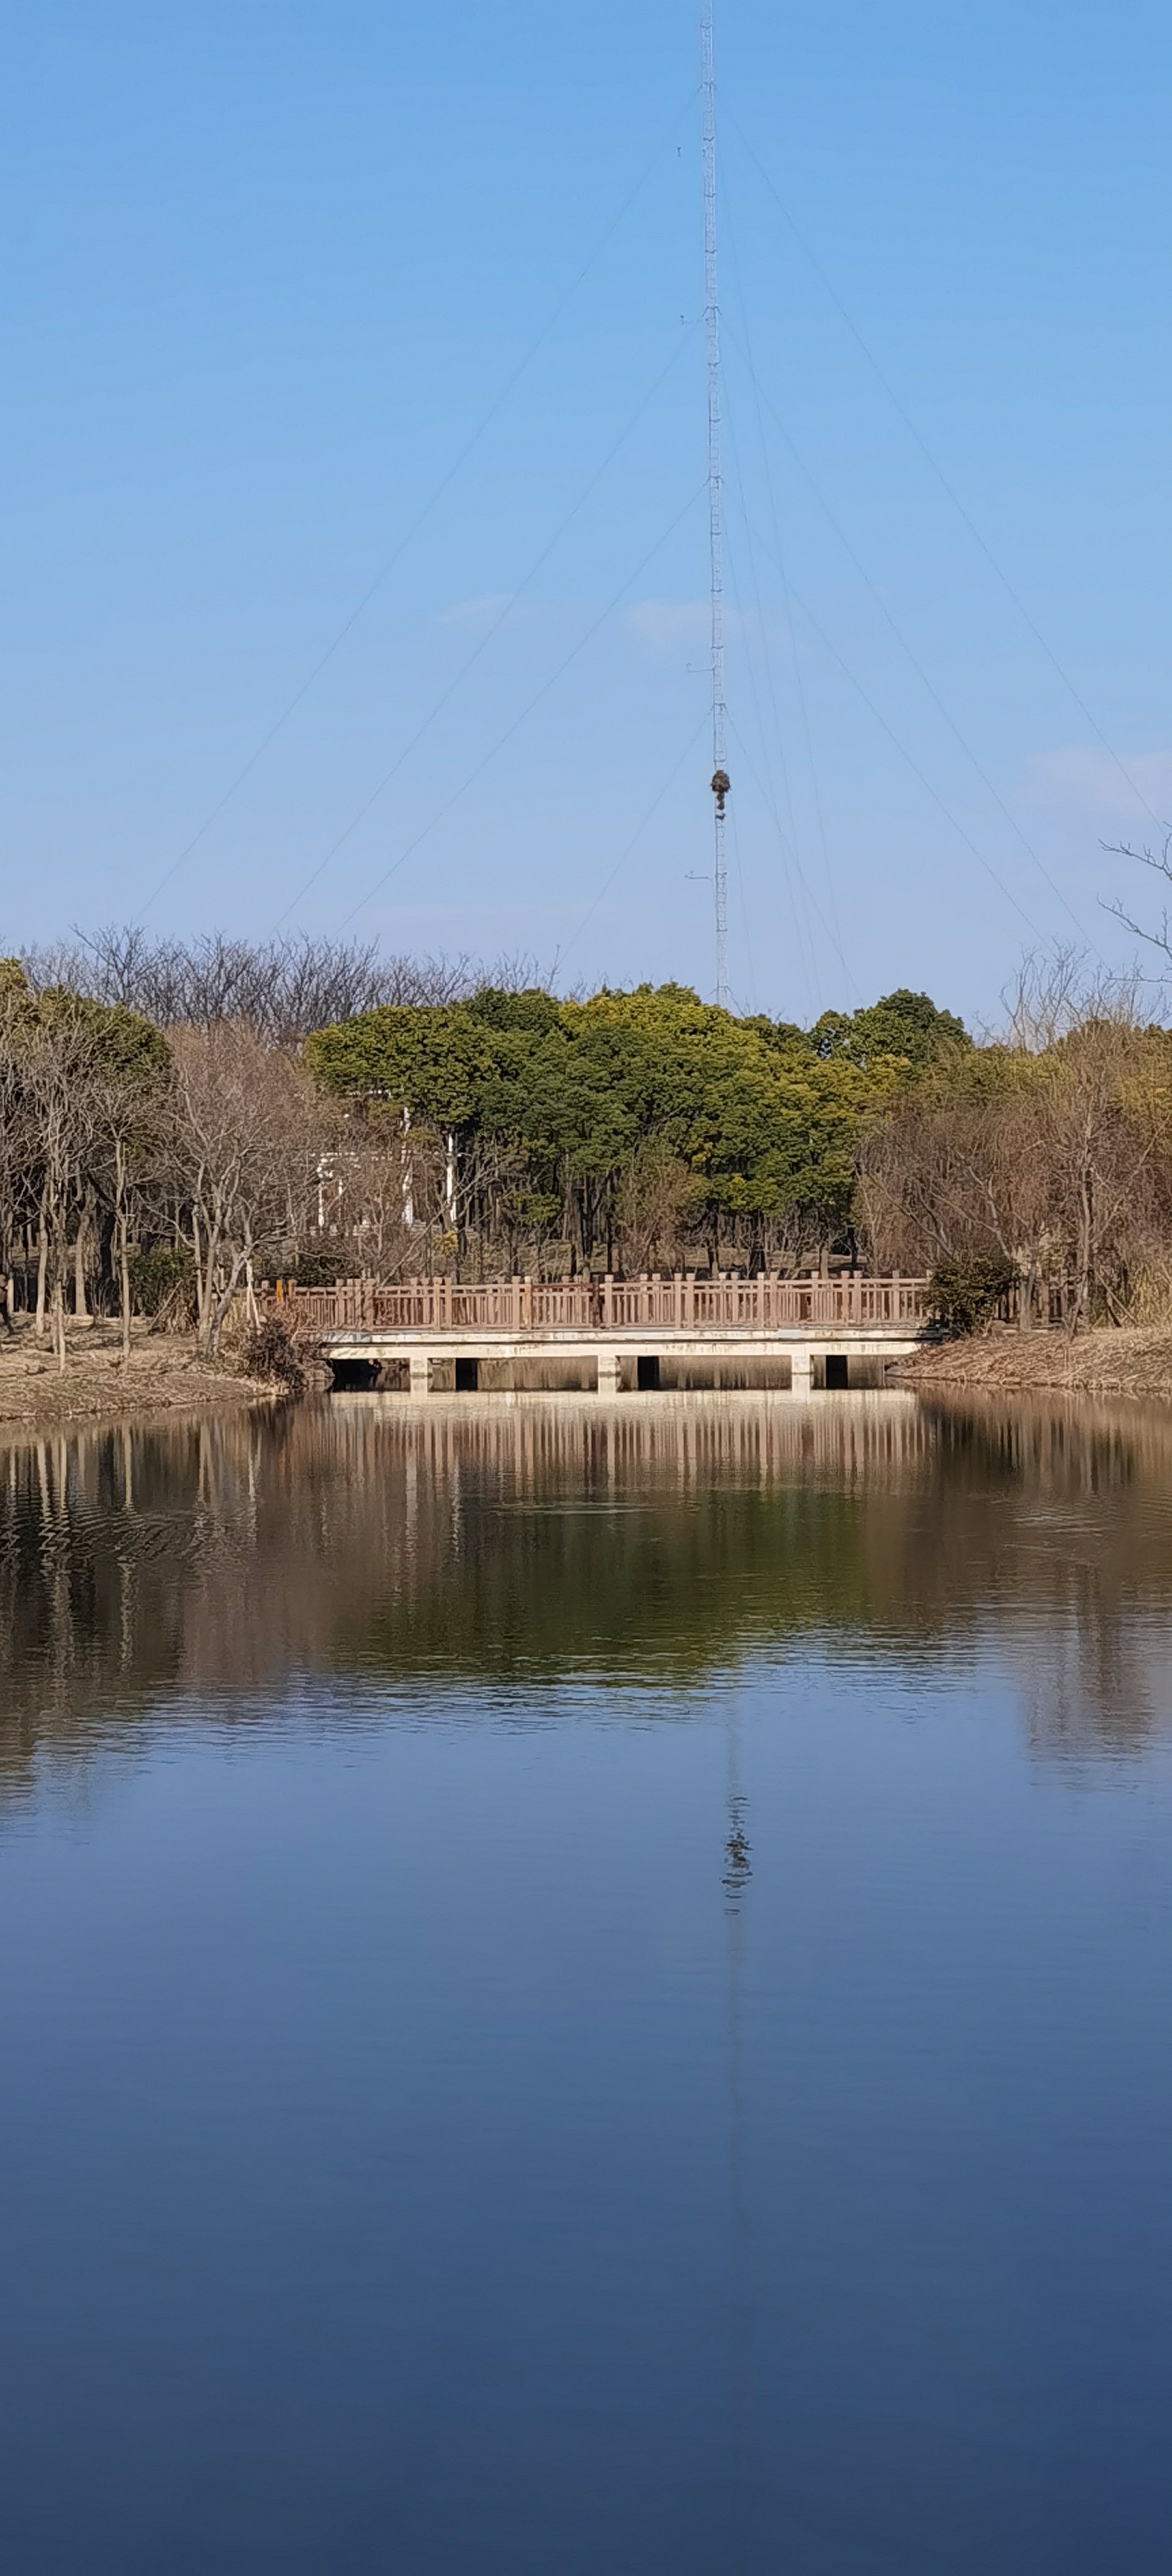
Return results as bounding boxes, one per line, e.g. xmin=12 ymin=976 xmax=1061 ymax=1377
xmin=2 ymin=1391 xmax=1171 ymax=1799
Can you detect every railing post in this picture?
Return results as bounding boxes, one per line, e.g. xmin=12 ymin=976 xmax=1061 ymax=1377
xmin=321 ymin=1266 xmax=923 ymax=1347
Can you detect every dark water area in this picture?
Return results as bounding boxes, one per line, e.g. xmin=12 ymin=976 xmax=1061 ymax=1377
xmin=1 ymin=1391 xmax=1171 ymax=2573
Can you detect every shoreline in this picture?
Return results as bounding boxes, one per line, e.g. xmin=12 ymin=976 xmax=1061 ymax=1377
xmin=8 ymin=1315 xmax=1172 ymax=1428
xmin=0 ymin=1318 xmax=265 ymax=1431
xmin=897 ymin=1322 xmax=1172 ymax=1401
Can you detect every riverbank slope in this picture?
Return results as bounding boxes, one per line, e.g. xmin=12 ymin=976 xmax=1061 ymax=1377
xmin=0 ymin=1318 xmax=260 ymax=1428
xmin=898 ymin=1323 xmax=1172 ymax=1399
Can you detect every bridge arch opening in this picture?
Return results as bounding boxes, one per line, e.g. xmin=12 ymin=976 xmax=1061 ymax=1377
xmin=329 ymin=1357 xmax=382 ymax=1392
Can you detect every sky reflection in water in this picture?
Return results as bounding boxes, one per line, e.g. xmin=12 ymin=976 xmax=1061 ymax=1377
xmin=1 ymin=1392 xmax=1170 ymax=2573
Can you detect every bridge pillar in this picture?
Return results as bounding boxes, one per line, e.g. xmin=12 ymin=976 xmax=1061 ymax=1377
xmin=595 ymin=1351 xmax=621 ymax=1396
xmin=409 ymin=1352 xmax=431 ymax=1397
xmin=790 ymin=1348 xmax=813 ymax=1396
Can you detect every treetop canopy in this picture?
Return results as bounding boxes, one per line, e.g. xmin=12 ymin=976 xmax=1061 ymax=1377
xmin=302 ymin=982 xmax=966 ymax=1233
xmin=0 ymin=958 xmax=169 ymax=1084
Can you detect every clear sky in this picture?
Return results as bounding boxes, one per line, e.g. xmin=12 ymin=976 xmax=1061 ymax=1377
xmin=4 ymin=1 xmax=1171 ymax=1024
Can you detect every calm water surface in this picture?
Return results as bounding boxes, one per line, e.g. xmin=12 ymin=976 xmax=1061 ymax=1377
xmin=2 ymin=1392 xmax=1171 ymax=2573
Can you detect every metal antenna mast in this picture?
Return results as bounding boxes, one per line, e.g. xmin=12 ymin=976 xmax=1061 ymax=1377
xmin=702 ymin=0 xmax=729 ymax=1009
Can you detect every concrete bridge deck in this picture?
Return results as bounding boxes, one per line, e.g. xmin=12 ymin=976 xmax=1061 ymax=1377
xmin=320 ymin=1326 xmax=923 ymax=1395
xmin=282 ymin=1275 xmax=931 ymax=1396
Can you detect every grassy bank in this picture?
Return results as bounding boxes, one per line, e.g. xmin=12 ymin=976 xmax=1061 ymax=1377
xmin=0 ymin=1318 xmax=265 ymax=1429
xmin=898 ymin=1323 xmax=1172 ymax=1400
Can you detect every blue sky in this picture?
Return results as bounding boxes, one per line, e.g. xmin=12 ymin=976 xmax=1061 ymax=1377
xmin=3 ymin=1 xmax=1171 ymax=1024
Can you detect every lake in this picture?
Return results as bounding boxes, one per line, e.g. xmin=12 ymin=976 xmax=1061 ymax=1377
xmin=1 ymin=1391 xmax=1170 ymax=2573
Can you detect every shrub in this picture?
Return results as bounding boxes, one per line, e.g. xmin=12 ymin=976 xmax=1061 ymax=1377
xmin=239 ymin=1311 xmax=307 ymax=1396
xmin=927 ymin=1255 xmax=1017 ymax=1336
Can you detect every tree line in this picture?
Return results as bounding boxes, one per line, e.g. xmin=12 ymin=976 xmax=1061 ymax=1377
xmin=861 ymin=956 xmax=1172 ymax=1327
xmin=4 ymin=930 xmax=1169 ymax=1357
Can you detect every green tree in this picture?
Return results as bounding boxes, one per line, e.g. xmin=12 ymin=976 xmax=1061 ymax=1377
xmin=811 ymin=988 xmax=970 ymax=1074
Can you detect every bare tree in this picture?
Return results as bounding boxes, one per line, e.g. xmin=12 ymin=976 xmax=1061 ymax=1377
xmin=169 ymin=1024 xmax=324 ymax=1353
xmin=314 ymin=1102 xmax=435 ymax=1276
xmin=86 ymin=1049 xmax=172 ymax=1359
xmin=18 ymin=1016 xmax=103 ymax=1368
xmin=612 ymin=1144 xmax=703 ymax=1274
xmin=25 ymin=929 xmax=479 ymax=1042
xmin=860 ymin=954 xmax=1172 ymax=1326
xmin=1103 ymin=834 xmax=1172 ymax=975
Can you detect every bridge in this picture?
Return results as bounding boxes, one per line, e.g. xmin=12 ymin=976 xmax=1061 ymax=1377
xmin=279 ymin=1273 xmax=932 ymax=1395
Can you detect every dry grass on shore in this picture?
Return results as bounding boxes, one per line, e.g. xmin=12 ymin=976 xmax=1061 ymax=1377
xmin=898 ymin=1323 xmax=1172 ymax=1400
xmin=0 ymin=1316 xmax=263 ymax=1429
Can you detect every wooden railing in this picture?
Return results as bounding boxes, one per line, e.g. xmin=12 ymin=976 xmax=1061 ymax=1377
xmin=277 ymin=1272 xmax=931 ymax=1335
